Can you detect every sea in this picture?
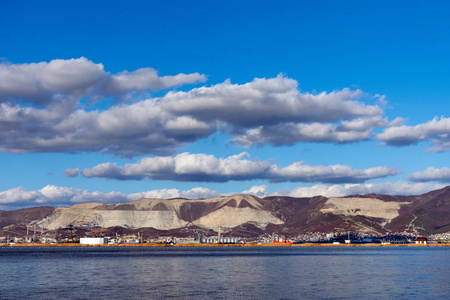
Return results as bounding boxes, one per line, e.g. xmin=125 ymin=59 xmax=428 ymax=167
xmin=0 ymin=246 xmax=449 ymax=299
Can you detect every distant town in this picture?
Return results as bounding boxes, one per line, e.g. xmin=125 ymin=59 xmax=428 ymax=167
xmin=2 ymin=226 xmax=449 ymax=246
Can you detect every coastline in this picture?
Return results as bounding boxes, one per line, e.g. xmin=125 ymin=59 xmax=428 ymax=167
xmin=2 ymin=242 xmax=449 ymax=247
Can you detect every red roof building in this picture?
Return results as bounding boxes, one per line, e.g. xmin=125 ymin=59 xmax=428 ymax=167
xmin=415 ymin=237 xmax=427 ymax=245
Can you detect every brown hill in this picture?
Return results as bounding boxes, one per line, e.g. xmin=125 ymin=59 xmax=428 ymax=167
xmin=0 ymin=206 xmax=55 ymax=228
xmin=385 ymin=186 xmax=450 ymax=233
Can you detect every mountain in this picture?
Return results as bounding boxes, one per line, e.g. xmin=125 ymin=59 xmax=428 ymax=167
xmin=384 ymin=186 xmax=450 ymax=233
xmin=0 ymin=206 xmax=55 ymax=227
xmin=1 ymin=187 xmax=449 ymax=238
xmin=0 ymin=206 xmax=55 ymax=237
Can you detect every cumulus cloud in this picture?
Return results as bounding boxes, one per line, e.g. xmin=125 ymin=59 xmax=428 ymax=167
xmin=0 ymin=62 xmax=388 ymax=156
xmin=0 ymin=99 xmax=215 ymax=156
xmin=64 ymin=168 xmax=80 ymax=177
xmin=163 ymin=75 xmax=382 ymax=129
xmin=376 ymin=116 xmax=450 ymax=152
xmin=129 ymin=187 xmax=220 ymax=200
xmin=0 ymin=185 xmax=220 ymax=210
xmin=0 ymin=185 xmax=126 ymax=208
xmin=0 ymin=57 xmax=205 ymax=107
xmin=407 ymin=167 xmax=450 ymax=183
xmin=242 ymin=185 xmax=270 ymax=197
xmin=80 ymin=152 xmax=399 ymax=184
xmin=284 ymin=182 xmax=445 ymax=198
xmin=81 ymin=152 xmax=270 ymax=182
xmin=232 ymin=116 xmax=403 ymax=147
xmin=102 ymin=68 xmax=207 ymax=97
xmin=269 ymin=162 xmax=400 ymax=184
xmin=0 ymin=58 xmax=104 ymax=106
xmin=231 ymin=122 xmax=373 ymax=147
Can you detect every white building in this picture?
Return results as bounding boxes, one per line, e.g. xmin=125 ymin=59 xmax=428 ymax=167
xmin=80 ymin=237 xmax=108 ymax=245
xmin=202 ymin=237 xmax=239 ymax=244
xmin=415 ymin=237 xmax=427 ymax=245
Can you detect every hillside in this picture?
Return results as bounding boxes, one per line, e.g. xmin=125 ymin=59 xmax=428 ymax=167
xmin=1 ymin=187 xmax=449 ymax=237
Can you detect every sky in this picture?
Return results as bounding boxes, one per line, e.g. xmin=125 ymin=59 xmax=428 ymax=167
xmin=1 ymin=0 xmax=450 ymax=210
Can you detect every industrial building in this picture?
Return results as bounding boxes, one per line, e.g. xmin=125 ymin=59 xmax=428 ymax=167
xmin=80 ymin=237 xmax=108 ymax=245
xmin=202 ymin=236 xmax=239 ymax=244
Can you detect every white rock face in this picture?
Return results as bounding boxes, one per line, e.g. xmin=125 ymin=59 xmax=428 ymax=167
xmin=193 ymin=206 xmax=283 ymax=229
xmin=44 ymin=206 xmax=187 ymax=230
xmin=42 ymin=194 xmax=283 ymax=230
xmin=320 ymin=197 xmax=409 ymax=223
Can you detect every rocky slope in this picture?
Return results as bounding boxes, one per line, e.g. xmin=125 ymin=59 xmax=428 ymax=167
xmin=40 ymin=194 xmax=283 ymax=230
xmin=1 ymin=186 xmax=449 ymax=237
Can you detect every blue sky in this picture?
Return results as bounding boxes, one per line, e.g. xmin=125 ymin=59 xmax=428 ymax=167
xmin=1 ymin=0 xmax=449 ymax=209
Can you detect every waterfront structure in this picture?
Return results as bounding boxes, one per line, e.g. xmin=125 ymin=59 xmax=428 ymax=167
xmin=80 ymin=237 xmax=108 ymax=245
xmin=202 ymin=236 xmax=239 ymax=244
xmin=416 ymin=237 xmax=427 ymax=245
xmin=174 ymin=237 xmax=198 ymax=244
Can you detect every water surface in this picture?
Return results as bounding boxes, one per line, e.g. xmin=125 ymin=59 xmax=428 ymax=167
xmin=0 ymin=247 xmax=448 ymax=299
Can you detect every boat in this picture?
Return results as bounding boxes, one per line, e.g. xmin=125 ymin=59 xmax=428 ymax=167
xmin=273 ymin=237 xmax=295 ymax=244
xmin=273 ymin=240 xmax=295 ymax=244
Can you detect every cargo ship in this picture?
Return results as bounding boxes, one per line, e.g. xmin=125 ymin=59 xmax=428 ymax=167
xmin=273 ymin=240 xmax=294 ymax=244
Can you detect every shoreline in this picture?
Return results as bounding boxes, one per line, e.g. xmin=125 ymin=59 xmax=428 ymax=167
xmin=2 ymin=242 xmax=449 ymax=247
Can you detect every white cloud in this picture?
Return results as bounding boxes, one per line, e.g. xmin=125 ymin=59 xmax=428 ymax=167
xmin=0 ymin=185 xmax=220 ymax=209
xmin=82 ymin=152 xmax=271 ymax=182
xmin=285 ymin=182 xmax=445 ymax=198
xmin=0 ymin=61 xmax=389 ymax=156
xmin=407 ymin=167 xmax=450 ymax=183
xmin=64 ymin=168 xmax=80 ymax=177
xmin=0 ymin=58 xmax=105 ymax=106
xmin=129 ymin=187 xmax=220 ymax=200
xmin=38 ymin=58 xmax=106 ymax=96
xmin=374 ymin=94 xmax=388 ymax=106
xmin=231 ymin=122 xmax=374 ymax=147
xmin=0 ymin=185 xmax=125 ymax=207
xmin=376 ymin=116 xmax=450 ymax=152
xmin=164 ymin=75 xmax=382 ymax=128
xmin=0 ymin=187 xmax=38 ymax=204
xmin=242 ymin=185 xmax=269 ymax=197
xmin=232 ymin=115 xmax=403 ymax=147
xmin=269 ymin=163 xmax=400 ymax=183
xmin=80 ymin=152 xmax=399 ymax=184
xmin=101 ymin=68 xmax=206 ymax=97
xmin=0 ymin=57 xmax=206 ymax=107
xmin=337 ymin=116 xmax=390 ymax=132
xmin=0 ymin=99 xmax=214 ymax=156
